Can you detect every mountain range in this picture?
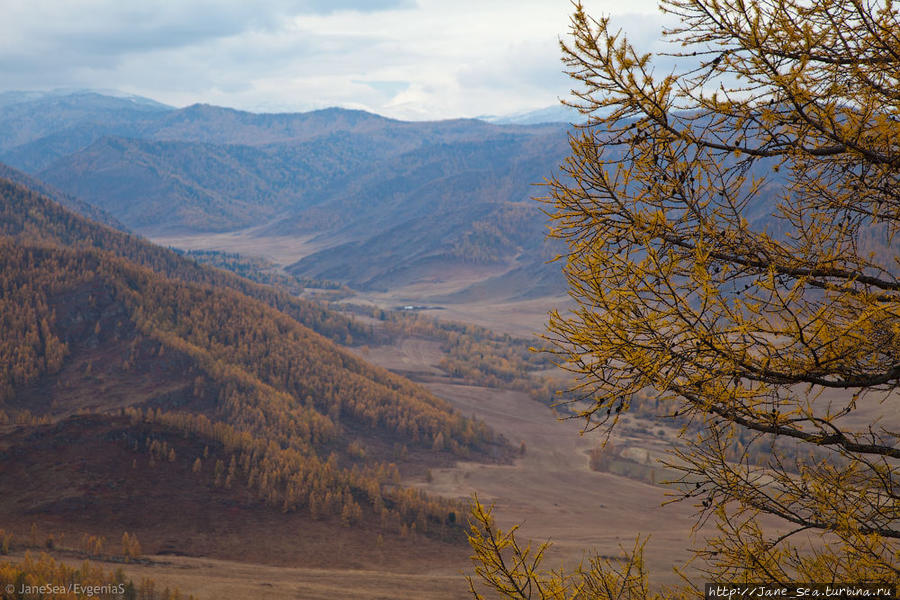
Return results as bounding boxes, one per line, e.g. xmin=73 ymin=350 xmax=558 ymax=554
xmin=0 ymin=91 xmax=571 ymax=295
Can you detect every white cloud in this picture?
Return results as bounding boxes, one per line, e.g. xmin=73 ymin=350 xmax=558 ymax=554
xmin=0 ymin=0 xmax=670 ymax=120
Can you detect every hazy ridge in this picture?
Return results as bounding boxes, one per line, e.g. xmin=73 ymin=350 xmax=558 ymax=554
xmin=0 ymin=91 xmax=571 ymax=297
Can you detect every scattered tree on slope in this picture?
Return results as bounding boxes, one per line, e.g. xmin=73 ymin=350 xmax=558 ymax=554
xmin=0 ymin=229 xmax=498 ymax=538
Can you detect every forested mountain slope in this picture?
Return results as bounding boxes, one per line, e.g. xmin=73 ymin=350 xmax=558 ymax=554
xmin=0 ymin=161 xmax=125 ymax=230
xmin=0 ymin=177 xmax=368 ymax=343
xmin=0 ymin=178 xmax=507 ymax=557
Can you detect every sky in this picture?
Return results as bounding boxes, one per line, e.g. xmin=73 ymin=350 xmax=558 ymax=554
xmin=0 ymin=0 xmax=667 ymax=121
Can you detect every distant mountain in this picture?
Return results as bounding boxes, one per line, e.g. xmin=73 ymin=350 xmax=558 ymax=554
xmin=0 ymin=177 xmax=508 ymax=558
xmin=0 ymin=91 xmax=173 ymax=171
xmin=0 ymin=89 xmax=171 ymax=110
xmin=39 ymin=136 xmax=311 ymax=231
xmin=281 ymin=131 xmax=570 ymax=291
xmin=0 ymin=91 xmax=572 ymax=297
xmin=486 ymin=104 xmax=587 ymax=125
xmin=139 ymin=103 xmax=397 ymax=145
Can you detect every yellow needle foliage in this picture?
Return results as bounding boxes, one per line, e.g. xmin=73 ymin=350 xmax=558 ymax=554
xmin=0 ymin=552 xmax=192 ymax=600
xmin=469 ymin=0 xmax=898 ymax=596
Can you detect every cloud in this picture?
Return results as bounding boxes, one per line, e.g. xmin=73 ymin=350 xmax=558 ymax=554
xmin=0 ymin=0 xmax=414 ymax=57
xmin=0 ymin=0 xmax=673 ymax=120
xmin=303 ymin=0 xmax=416 ymax=14
xmin=353 ymin=80 xmax=411 ymax=98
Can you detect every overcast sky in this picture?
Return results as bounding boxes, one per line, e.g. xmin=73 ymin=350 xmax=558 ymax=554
xmin=0 ymin=0 xmax=667 ymax=120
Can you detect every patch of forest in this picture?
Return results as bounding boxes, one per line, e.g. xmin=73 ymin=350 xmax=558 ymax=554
xmin=0 ymin=177 xmax=369 ymax=346
xmin=0 ymin=552 xmax=191 ymax=600
xmin=0 ymin=178 xmax=511 ymax=550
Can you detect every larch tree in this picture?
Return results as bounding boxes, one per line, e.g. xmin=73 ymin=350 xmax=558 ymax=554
xmin=468 ymin=1 xmax=899 ymax=597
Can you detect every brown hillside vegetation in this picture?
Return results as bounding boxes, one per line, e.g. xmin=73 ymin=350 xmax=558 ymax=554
xmin=0 ymin=552 xmax=194 ymax=600
xmin=0 ymin=178 xmax=510 ymax=562
xmin=0 ymin=177 xmax=371 ymax=346
xmin=0 ymin=415 xmax=478 ymax=570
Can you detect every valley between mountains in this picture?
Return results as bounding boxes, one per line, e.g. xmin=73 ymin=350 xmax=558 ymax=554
xmin=0 ymin=92 xmax=708 ymax=598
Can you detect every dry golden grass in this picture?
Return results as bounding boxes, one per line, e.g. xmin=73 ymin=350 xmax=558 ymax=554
xmin=4 ymin=552 xmax=470 ymax=600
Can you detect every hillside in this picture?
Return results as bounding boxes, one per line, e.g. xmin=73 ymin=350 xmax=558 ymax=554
xmin=0 ymin=161 xmax=125 ymax=230
xmin=34 ymin=109 xmax=569 ymax=234
xmin=282 ymin=132 xmax=570 ymax=291
xmin=0 ymin=178 xmax=509 ymax=562
xmin=0 ymin=176 xmax=372 ymax=345
xmin=37 ymin=132 xmax=387 ymax=231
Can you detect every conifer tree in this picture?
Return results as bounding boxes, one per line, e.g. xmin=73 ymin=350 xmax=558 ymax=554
xmin=469 ymin=1 xmax=899 ymax=597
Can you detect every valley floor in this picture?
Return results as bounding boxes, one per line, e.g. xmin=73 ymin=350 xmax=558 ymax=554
xmin=9 ymin=377 xmax=699 ymax=599
xmin=5 ymin=552 xmax=471 ymax=600
xmin=369 ymin=353 xmax=701 ymax=588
